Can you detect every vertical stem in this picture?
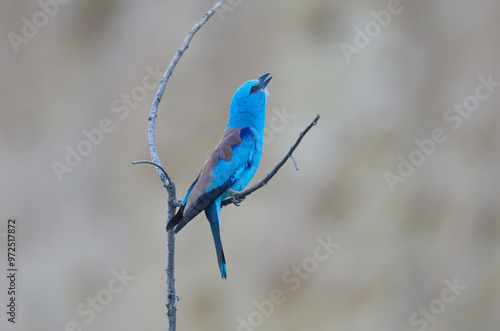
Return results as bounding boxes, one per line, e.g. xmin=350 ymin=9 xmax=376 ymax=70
xmin=166 ymin=228 xmax=176 ymax=330
xmin=144 ymin=2 xmax=224 ymax=330
xmin=166 ymin=192 xmax=178 ymax=330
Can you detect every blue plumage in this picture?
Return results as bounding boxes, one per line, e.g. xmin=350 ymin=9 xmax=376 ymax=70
xmin=167 ymin=74 xmax=272 ymax=278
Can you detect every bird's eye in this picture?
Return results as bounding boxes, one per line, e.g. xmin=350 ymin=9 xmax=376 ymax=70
xmin=249 ymin=85 xmax=259 ymax=95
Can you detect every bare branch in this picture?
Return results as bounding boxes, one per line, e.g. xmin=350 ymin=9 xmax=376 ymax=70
xmin=221 ymin=113 xmax=320 ymax=207
xmin=138 ymin=2 xmax=225 ymax=330
xmin=148 ymin=0 xmax=225 ymax=190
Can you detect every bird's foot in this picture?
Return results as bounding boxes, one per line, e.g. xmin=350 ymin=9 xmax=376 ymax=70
xmin=227 ymin=189 xmax=245 ymax=206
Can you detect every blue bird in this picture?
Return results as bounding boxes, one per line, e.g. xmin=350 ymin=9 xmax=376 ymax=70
xmin=167 ymin=73 xmax=272 ymax=279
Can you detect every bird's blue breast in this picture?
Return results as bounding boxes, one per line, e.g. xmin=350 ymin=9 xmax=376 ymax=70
xmin=232 ymin=132 xmax=260 ymax=187
xmin=209 ymin=127 xmax=263 ymax=199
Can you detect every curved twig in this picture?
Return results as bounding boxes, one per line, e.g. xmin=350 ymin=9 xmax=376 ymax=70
xmin=132 ymin=160 xmax=172 ymax=184
xmin=132 ymin=160 xmax=183 ymax=207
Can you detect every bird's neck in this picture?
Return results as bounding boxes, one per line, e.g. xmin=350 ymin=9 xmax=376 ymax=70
xmin=226 ymin=101 xmax=266 ymax=134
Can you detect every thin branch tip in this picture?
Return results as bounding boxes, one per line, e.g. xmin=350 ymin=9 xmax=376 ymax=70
xmin=291 ymin=154 xmax=299 ymax=171
xmin=311 ymin=114 xmax=320 ymax=125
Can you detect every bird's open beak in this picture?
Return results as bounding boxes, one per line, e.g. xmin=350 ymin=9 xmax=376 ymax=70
xmin=258 ymin=73 xmax=272 ymax=90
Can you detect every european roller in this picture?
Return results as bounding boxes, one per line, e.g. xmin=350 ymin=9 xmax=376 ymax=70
xmin=167 ymin=73 xmax=272 ymax=279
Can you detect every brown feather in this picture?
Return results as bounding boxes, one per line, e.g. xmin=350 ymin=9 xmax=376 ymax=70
xmin=184 ymin=128 xmax=242 ymax=214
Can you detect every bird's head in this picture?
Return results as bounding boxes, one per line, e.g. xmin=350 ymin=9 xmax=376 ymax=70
xmin=227 ymin=73 xmax=272 ymax=130
xmin=239 ymin=72 xmax=272 ymax=96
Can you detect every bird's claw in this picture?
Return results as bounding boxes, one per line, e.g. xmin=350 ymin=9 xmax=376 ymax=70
xmin=227 ymin=189 xmax=245 ymax=206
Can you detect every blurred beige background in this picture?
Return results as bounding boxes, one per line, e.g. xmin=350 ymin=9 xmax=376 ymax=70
xmin=1 ymin=1 xmax=499 ymax=330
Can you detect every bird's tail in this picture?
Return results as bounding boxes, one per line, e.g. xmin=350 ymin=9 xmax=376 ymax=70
xmin=166 ymin=205 xmax=185 ymax=232
xmin=205 ymin=201 xmax=227 ymax=279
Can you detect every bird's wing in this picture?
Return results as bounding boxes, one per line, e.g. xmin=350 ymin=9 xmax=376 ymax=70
xmin=171 ymin=127 xmax=257 ymax=233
